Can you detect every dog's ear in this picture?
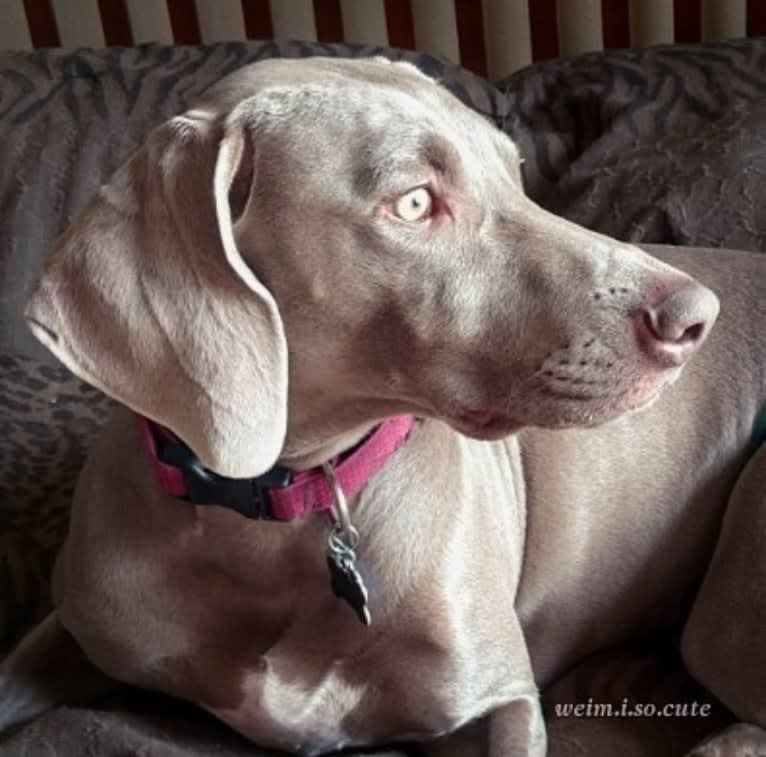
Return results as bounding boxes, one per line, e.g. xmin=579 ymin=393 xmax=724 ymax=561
xmin=24 ymin=112 xmax=288 ymax=478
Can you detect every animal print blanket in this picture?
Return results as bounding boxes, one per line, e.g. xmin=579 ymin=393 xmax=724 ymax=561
xmin=2 ymin=37 xmax=765 ymax=757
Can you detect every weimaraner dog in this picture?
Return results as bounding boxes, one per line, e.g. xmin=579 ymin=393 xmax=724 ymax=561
xmin=1 ymin=56 xmax=765 ymax=756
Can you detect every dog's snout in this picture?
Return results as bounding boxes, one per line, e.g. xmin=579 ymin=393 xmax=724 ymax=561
xmin=637 ymin=282 xmax=720 ymax=367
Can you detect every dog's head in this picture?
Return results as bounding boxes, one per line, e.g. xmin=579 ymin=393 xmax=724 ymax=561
xmin=25 ymin=57 xmax=719 ymax=476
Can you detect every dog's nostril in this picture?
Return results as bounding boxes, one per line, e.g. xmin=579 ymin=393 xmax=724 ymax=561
xmin=680 ymin=322 xmax=704 ymax=344
xmin=638 ymin=282 xmax=720 ymax=366
xmin=643 ymin=301 xmax=711 ymax=346
xmin=641 ymin=310 xmax=656 ymax=339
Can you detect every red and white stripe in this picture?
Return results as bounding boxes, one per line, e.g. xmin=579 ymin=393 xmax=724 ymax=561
xmin=2 ymin=0 xmax=763 ymax=78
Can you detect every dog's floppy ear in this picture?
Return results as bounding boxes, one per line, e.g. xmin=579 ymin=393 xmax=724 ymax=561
xmin=24 ymin=111 xmax=288 ymax=478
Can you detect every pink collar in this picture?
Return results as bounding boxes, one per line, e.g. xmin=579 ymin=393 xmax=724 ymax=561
xmin=139 ymin=415 xmax=415 ymax=521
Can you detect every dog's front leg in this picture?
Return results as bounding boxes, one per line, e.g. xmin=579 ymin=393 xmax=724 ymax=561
xmin=0 ymin=610 xmax=118 ymax=733
xmin=684 ymin=723 xmax=766 ymax=756
xmin=423 ymin=694 xmax=547 ymax=757
xmin=682 ymin=444 xmax=766 ymax=726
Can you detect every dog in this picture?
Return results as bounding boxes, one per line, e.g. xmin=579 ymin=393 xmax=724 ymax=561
xmin=1 ymin=56 xmax=765 ymax=756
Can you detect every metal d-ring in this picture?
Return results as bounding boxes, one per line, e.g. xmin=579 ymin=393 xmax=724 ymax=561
xmin=322 ymin=463 xmax=360 ymax=551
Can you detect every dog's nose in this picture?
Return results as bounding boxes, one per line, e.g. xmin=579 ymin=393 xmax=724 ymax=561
xmin=637 ymin=281 xmax=720 ymax=367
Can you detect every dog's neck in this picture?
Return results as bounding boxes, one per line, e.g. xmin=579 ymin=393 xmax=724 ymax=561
xmin=278 ymin=393 xmax=423 ymax=470
xmin=141 ymin=414 xmax=416 ymax=521
xmin=278 ymin=422 xmax=382 ymax=471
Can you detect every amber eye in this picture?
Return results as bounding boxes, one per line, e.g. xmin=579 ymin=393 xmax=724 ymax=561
xmin=393 ymin=187 xmax=433 ymax=222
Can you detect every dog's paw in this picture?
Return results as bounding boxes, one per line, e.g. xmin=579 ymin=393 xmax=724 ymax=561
xmin=686 ymin=723 xmax=766 ymax=757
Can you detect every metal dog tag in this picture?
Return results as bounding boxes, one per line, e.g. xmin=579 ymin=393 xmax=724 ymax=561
xmin=326 ymin=531 xmax=371 ymax=626
xmin=322 ymin=462 xmax=372 ymax=626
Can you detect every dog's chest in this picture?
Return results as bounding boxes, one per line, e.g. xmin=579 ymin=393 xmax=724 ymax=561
xmin=134 ymin=507 xmax=525 ymax=754
xmin=194 ymin=592 xmax=525 ymax=754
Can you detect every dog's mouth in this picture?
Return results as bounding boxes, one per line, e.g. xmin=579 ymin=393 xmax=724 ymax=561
xmin=447 ymin=366 xmax=681 ymax=440
xmin=453 ymin=408 xmax=524 ymax=439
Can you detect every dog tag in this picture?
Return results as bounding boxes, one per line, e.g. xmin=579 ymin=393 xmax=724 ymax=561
xmin=326 ymin=540 xmax=372 ymax=626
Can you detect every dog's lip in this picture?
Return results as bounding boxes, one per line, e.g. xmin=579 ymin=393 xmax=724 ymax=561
xmin=534 ymin=367 xmax=681 ymax=425
xmin=459 ymin=408 xmax=504 ymax=426
xmin=442 ymin=366 xmax=678 ymax=437
xmin=454 ymin=407 xmax=523 ymax=437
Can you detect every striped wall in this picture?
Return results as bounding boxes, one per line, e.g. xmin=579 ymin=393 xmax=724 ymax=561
xmin=2 ymin=0 xmax=764 ymax=78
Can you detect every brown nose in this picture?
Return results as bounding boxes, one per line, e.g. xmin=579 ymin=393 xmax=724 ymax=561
xmin=637 ymin=281 xmax=720 ymax=367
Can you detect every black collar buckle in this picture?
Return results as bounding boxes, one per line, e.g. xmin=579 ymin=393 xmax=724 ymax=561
xmin=157 ymin=439 xmax=292 ymax=520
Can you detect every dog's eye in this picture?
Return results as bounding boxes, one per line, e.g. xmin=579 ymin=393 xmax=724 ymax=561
xmin=393 ymin=187 xmax=433 ymax=223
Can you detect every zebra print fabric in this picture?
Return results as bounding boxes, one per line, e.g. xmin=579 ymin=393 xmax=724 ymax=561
xmin=503 ymin=38 xmax=766 ymax=250
xmin=0 ymin=40 xmax=506 ymax=364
